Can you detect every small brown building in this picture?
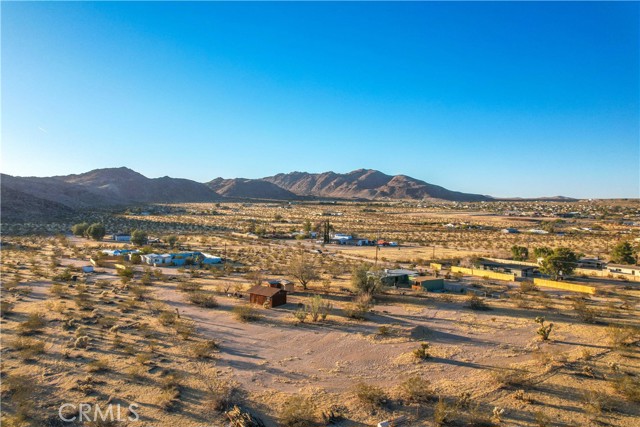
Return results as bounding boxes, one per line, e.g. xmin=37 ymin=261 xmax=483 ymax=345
xmin=247 ymin=285 xmax=287 ymax=308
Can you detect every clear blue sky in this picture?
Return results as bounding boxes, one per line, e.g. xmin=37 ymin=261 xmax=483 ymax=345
xmin=2 ymin=1 xmax=639 ymax=199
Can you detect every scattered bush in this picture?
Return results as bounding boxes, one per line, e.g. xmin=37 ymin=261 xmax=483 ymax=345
xmin=400 ymin=376 xmax=434 ymax=403
xmin=344 ymin=293 xmax=372 ymax=320
xmin=233 ymin=304 xmax=260 ymax=322
xmin=413 ymin=343 xmax=431 ymax=360
xmin=188 ymin=291 xmax=219 ymax=308
xmin=189 ymin=340 xmax=219 ymax=359
xmin=353 ymin=382 xmax=387 ymax=410
xmin=10 ymin=337 xmax=45 ymax=360
xmin=607 ymin=324 xmax=638 ymax=352
xmin=177 ymin=281 xmax=203 ymax=292
xmin=280 ymin=396 xmax=315 ymax=427
xmin=572 ymin=299 xmax=597 ymax=323
xmin=466 ymin=294 xmax=489 ymax=310
xmin=611 ymin=375 xmax=640 ymax=402
xmin=17 ymin=312 xmax=46 ymax=335
xmin=175 ymin=318 xmax=196 ymax=340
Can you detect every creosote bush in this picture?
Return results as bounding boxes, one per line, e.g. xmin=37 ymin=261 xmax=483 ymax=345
xmin=353 ymin=382 xmax=387 ymax=410
xmin=233 ymin=304 xmax=260 ymax=322
xmin=188 ymin=291 xmax=219 ymax=308
xmin=400 ymin=376 xmax=434 ymax=403
xmin=280 ymin=396 xmax=315 ymax=427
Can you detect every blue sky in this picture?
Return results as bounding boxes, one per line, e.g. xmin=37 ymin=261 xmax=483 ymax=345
xmin=2 ymin=1 xmax=638 ymax=198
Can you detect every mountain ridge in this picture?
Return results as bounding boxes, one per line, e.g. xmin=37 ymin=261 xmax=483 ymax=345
xmin=1 ymin=166 xmax=579 ymax=221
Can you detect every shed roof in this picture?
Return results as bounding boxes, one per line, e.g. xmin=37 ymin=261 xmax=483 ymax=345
xmin=247 ymin=285 xmax=285 ymax=297
xmin=413 ymin=276 xmax=442 ymax=283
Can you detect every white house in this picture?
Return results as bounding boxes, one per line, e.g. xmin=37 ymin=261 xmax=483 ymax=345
xmin=607 ymin=264 xmax=640 ymax=276
xmin=112 ymin=233 xmax=131 ymax=242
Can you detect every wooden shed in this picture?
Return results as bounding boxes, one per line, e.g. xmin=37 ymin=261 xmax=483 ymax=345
xmin=247 ymin=285 xmax=287 ymax=308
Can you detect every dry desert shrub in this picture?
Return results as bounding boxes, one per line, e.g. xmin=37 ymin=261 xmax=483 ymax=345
xmin=174 ymin=318 xmax=196 ymax=340
xmin=188 ymin=291 xmax=219 ymax=308
xmin=607 ymin=324 xmax=638 ymax=353
xmin=400 ymin=375 xmax=434 ymax=403
xmin=465 ymin=294 xmax=489 ymax=311
xmin=353 ymin=382 xmax=387 ymax=410
xmin=493 ymin=368 xmax=532 ymax=389
xmin=10 ymin=337 xmax=45 ymax=360
xmin=279 ymin=396 xmax=315 ymax=427
xmin=233 ymin=304 xmax=261 ymax=322
xmin=344 ymin=293 xmax=372 ymax=319
xmin=17 ymin=312 xmax=46 ymax=335
xmin=189 ymin=339 xmax=219 ymax=359
xmin=611 ymin=375 xmax=640 ymax=402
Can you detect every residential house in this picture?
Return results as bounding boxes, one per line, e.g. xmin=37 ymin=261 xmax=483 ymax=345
xmin=607 ymin=264 xmax=640 ymax=276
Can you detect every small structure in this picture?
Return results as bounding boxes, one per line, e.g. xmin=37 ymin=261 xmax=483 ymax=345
xmin=81 ymin=265 xmax=94 ymax=273
xmin=247 ymin=285 xmax=287 ymax=308
xmin=479 ymin=260 xmax=536 ymax=278
xmin=412 ymin=276 xmax=444 ymax=291
xmin=112 ymin=233 xmax=131 ymax=242
xmin=501 ymin=228 xmax=519 ymax=234
xmin=577 ymin=258 xmax=606 ymax=270
xmin=266 ymin=279 xmax=295 ymax=293
xmin=607 ymin=264 xmax=640 ymax=276
xmin=380 ymin=269 xmax=419 ymax=286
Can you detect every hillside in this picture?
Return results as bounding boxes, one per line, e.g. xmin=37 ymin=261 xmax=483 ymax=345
xmin=205 ymin=178 xmax=299 ymax=200
xmin=1 ymin=168 xmax=221 ymax=218
xmin=262 ymin=169 xmax=491 ymax=202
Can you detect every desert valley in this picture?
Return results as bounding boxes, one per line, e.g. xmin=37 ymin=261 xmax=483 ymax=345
xmin=1 ymin=167 xmax=638 ymax=427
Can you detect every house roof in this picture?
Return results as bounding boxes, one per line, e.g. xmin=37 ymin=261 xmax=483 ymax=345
xmin=247 ymin=285 xmax=285 ymax=297
xmin=267 ymin=279 xmax=293 ymax=286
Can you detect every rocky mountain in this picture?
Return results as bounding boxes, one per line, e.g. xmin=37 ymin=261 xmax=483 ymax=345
xmin=205 ymin=178 xmax=298 ymax=200
xmin=1 ymin=167 xmax=220 ymax=220
xmin=262 ymin=169 xmax=491 ymax=202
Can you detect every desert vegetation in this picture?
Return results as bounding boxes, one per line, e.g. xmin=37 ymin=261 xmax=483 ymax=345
xmin=1 ymin=199 xmax=639 ymax=426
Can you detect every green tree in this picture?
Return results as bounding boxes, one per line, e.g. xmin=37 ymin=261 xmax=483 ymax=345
xmin=303 ymin=219 xmax=312 ymax=236
xmin=85 ymin=223 xmax=106 ymax=241
xmin=351 ymin=264 xmax=384 ymax=295
xmin=71 ymin=222 xmax=89 ymax=236
xmin=288 ymin=251 xmax=318 ymax=290
xmin=539 ymin=247 xmax=579 ymax=280
xmin=511 ymin=245 xmax=529 ymax=261
xmin=131 ymin=229 xmax=148 ymax=246
xmin=533 ymin=247 xmax=554 ymax=260
xmin=610 ymin=241 xmax=636 ymax=265
xmin=166 ymin=235 xmax=178 ymax=249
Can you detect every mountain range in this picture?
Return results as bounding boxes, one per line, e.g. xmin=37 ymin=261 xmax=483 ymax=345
xmin=1 ymin=167 xmax=569 ymax=221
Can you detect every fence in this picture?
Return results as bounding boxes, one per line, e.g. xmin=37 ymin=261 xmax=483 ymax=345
xmin=451 ymin=266 xmax=516 ymax=281
xmin=533 ymin=278 xmax=596 ymax=294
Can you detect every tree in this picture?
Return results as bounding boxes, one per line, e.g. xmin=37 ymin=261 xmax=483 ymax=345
xmin=85 ymin=223 xmax=106 ymax=241
xmin=71 ymin=222 xmax=89 ymax=236
xmin=288 ymin=251 xmax=318 ymax=290
xmin=131 ymin=229 xmax=148 ymax=246
xmin=166 ymin=235 xmax=178 ymax=249
xmin=303 ymin=219 xmax=312 ymax=236
xmin=245 ymin=270 xmax=264 ymax=287
xmin=351 ymin=264 xmax=384 ymax=295
xmin=511 ymin=245 xmax=529 ymax=261
xmin=533 ymin=247 xmax=553 ymax=260
xmin=539 ymin=247 xmax=579 ymax=280
xmin=610 ymin=241 xmax=636 ymax=265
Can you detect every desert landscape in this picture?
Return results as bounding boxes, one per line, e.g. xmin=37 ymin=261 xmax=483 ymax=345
xmin=3 ymin=1 xmax=639 ymax=426
xmin=1 ymin=189 xmax=639 ymax=426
